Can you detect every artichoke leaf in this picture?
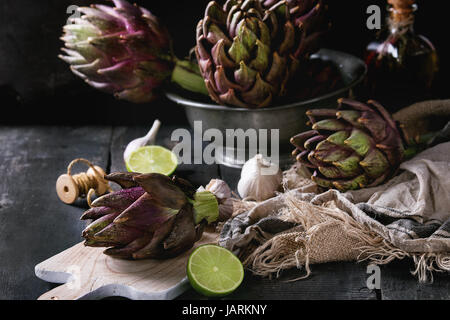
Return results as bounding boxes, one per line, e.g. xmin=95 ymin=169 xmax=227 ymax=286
xmin=113 ymin=193 xmax=180 ymax=231
xmin=91 ymin=187 xmax=145 ymax=210
xmin=105 ymin=172 xmax=140 ymax=189
xmin=228 ymin=36 xmax=251 ymax=63
xmin=327 ymin=131 xmax=350 ymax=146
xmin=81 ymin=206 xmax=118 ymax=221
xmin=249 ymin=40 xmax=270 ymax=72
xmin=234 ymin=61 xmax=257 ymax=90
xmin=312 ymin=119 xmax=347 ymax=131
xmin=103 ymin=234 xmax=153 ymax=259
xmin=332 ymin=174 xmax=369 ymax=191
xmin=311 ymin=171 xmax=334 ymax=189
xmin=314 ymin=140 xmax=352 ymax=163
xmin=290 ymin=130 xmax=319 ymax=150
xmin=344 ymin=129 xmax=372 ymax=157
xmin=131 ymin=216 xmax=176 ymax=259
xmin=82 ymin=213 xmax=118 ymax=238
xmin=304 ymin=135 xmax=326 ymax=150
xmin=163 ymin=205 xmax=197 ymax=252
xmin=205 ymin=1 xmax=228 ymax=24
xmin=359 ymin=148 xmax=390 ymax=179
xmin=212 ymin=39 xmax=237 ymax=68
xmin=133 ymin=173 xmax=187 ymax=210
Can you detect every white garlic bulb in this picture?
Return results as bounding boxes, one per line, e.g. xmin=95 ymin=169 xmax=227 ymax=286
xmin=237 ymin=154 xmax=282 ymax=201
xmin=205 ymin=179 xmax=232 ymax=201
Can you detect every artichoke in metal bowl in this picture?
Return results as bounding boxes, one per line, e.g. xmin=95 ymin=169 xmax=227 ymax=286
xmin=195 ymin=0 xmax=327 ymax=108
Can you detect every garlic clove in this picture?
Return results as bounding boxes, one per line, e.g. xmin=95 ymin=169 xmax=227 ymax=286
xmin=123 ymin=120 xmax=161 ymax=163
xmin=205 ymin=179 xmax=232 ymax=201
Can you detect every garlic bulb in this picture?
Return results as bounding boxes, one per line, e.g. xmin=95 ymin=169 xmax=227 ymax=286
xmin=202 ymin=179 xmax=234 ymax=222
xmin=237 ymin=154 xmax=282 ymax=201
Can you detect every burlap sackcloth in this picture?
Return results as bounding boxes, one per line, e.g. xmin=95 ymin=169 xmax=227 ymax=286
xmin=220 ymin=142 xmax=450 ymax=282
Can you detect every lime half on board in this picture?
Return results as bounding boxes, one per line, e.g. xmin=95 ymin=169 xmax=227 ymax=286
xmin=187 ymin=245 xmax=244 ymax=297
xmin=125 ymin=146 xmax=178 ymax=175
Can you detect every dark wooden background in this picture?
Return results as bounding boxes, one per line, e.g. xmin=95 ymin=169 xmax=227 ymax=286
xmin=1 ymin=0 xmax=449 ymax=125
xmin=0 ymin=0 xmax=449 ymax=300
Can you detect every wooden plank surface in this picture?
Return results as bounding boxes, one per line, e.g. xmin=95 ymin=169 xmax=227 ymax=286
xmin=1 ymin=126 xmax=449 ymax=299
xmin=0 ymin=126 xmax=112 ymax=299
xmin=179 ymin=262 xmax=378 ymax=300
xmin=380 ymin=260 xmax=450 ymax=300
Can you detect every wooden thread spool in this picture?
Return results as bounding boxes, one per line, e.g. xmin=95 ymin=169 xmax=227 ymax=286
xmin=56 ymin=158 xmax=112 ymax=206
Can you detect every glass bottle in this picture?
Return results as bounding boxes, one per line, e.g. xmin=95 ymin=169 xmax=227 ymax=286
xmin=364 ymin=0 xmax=439 ymax=111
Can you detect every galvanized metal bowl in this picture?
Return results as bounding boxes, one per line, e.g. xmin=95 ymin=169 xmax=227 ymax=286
xmin=166 ymin=49 xmax=367 ymax=168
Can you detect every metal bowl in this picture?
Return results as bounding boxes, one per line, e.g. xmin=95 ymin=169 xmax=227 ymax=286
xmin=166 ymin=49 xmax=367 ymax=168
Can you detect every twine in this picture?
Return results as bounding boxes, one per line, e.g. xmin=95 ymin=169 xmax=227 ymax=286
xmin=66 ymin=158 xmax=112 ymax=207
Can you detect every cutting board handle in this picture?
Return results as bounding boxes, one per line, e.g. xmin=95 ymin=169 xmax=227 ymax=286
xmin=38 ymin=283 xmax=93 ymax=300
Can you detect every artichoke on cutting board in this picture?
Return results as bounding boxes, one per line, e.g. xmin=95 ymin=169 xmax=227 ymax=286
xmin=81 ymin=172 xmax=220 ymax=260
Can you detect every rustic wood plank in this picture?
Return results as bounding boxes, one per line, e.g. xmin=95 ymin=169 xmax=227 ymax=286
xmin=0 ymin=126 xmax=112 ymax=299
xmin=179 ymin=262 xmax=378 ymax=300
xmin=380 ymin=259 xmax=450 ymax=300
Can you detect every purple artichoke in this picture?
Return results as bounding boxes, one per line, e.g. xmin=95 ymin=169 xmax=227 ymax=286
xmin=81 ymin=173 xmax=220 ymax=260
xmin=59 ymin=0 xmax=205 ymax=103
xmin=196 ymin=0 xmax=326 ymax=108
xmin=291 ymin=99 xmax=405 ymax=191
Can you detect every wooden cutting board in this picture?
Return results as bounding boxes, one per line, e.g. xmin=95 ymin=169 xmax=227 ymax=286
xmin=35 ymin=232 xmax=218 ymax=300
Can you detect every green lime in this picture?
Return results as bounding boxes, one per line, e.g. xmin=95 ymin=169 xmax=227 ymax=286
xmin=125 ymin=146 xmax=178 ymax=175
xmin=187 ymin=244 xmax=244 ymax=297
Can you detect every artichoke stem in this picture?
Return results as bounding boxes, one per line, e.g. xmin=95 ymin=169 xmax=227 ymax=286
xmin=171 ymin=59 xmax=209 ymax=96
xmin=403 ymin=131 xmax=440 ymax=159
xmin=393 ymin=99 xmax=450 ymax=148
xmin=192 ymin=191 xmax=219 ymax=225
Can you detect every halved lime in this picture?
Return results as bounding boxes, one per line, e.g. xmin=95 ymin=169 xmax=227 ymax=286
xmin=125 ymin=146 xmax=178 ymax=175
xmin=187 ymin=244 xmax=244 ymax=297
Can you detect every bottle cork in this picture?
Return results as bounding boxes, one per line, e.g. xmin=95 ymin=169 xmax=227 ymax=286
xmin=388 ymin=0 xmax=416 ymax=22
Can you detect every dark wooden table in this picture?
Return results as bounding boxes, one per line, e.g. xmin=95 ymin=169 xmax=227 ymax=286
xmin=0 ymin=125 xmax=449 ymax=300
